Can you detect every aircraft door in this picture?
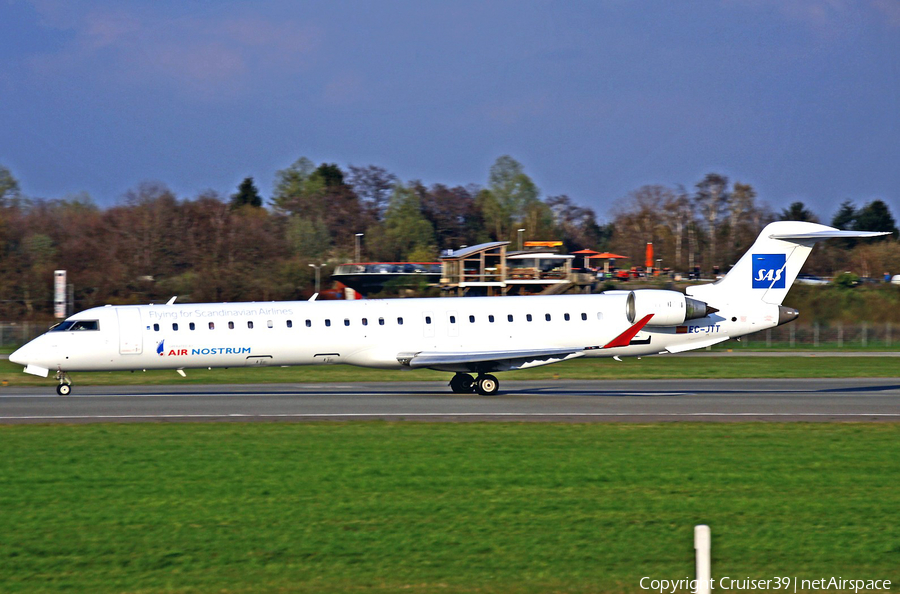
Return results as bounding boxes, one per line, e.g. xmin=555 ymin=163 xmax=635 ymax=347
xmin=422 ymin=311 xmax=435 ymax=338
xmin=116 ymin=308 xmax=143 ymax=355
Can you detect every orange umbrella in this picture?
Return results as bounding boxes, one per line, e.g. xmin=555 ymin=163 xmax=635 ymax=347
xmin=645 ymin=242 xmax=654 ymax=269
xmin=571 ymin=249 xmax=599 ymax=269
xmin=590 ymin=252 xmax=629 ymax=275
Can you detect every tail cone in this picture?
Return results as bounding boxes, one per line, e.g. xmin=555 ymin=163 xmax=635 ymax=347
xmin=777 ymin=306 xmax=799 ymax=326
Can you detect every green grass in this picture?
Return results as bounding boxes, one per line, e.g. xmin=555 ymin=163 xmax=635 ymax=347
xmin=1 ymin=423 xmax=898 ymax=593
xmin=1 ymin=355 xmax=899 ymax=388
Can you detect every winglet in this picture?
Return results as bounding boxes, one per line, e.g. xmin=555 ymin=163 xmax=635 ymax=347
xmin=603 ymin=314 xmax=654 ymax=349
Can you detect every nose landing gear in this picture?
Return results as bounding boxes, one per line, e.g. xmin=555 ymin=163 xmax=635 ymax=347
xmin=55 ymin=371 xmax=72 ymax=396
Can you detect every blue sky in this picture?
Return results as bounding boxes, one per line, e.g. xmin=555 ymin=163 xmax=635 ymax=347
xmin=1 ymin=0 xmax=898 ymax=220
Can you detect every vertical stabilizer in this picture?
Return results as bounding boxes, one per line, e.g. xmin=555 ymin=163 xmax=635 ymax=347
xmin=686 ymin=221 xmax=888 ymax=307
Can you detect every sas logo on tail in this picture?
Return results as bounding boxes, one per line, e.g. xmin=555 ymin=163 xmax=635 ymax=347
xmin=752 ymin=254 xmax=786 ymax=289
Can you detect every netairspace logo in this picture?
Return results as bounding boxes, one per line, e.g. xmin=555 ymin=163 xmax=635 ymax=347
xmin=752 ymin=254 xmax=786 ymax=289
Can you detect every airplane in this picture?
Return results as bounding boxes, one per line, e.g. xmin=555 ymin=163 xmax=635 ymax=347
xmin=8 ymin=221 xmax=888 ymax=396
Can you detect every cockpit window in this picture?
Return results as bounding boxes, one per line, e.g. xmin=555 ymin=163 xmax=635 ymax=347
xmin=50 ymin=320 xmax=99 ymax=332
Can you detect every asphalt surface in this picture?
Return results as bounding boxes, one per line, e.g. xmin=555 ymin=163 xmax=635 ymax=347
xmin=1 ymin=378 xmax=899 ymax=423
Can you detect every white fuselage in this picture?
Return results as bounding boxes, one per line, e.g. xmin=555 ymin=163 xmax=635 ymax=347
xmin=10 ymin=293 xmax=778 ymax=375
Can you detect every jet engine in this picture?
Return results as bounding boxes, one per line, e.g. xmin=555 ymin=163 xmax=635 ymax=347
xmin=625 ymin=290 xmax=715 ymax=326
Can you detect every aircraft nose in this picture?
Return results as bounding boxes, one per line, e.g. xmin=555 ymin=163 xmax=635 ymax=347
xmin=9 ymin=344 xmax=29 ymax=366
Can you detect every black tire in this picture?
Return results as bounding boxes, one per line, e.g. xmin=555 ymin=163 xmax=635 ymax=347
xmin=475 ymin=374 xmax=499 ymax=396
xmin=56 ymin=384 xmax=71 ymax=396
xmin=449 ymin=373 xmax=475 ymax=393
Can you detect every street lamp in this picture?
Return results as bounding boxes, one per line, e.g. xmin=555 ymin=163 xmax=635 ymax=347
xmin=517 ymin=228 xmax=525 ymax=251
xmin=355 ymin=233 xmax=364 ymax=263
xmin=308 ymin=263 xmax=325 ymax=294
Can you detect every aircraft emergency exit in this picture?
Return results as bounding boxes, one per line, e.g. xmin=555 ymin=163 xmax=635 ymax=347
xmin=9 ymin=222 xmax=888 ymax=395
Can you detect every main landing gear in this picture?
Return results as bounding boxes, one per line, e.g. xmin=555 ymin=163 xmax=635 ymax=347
xmin=56 ymin=371 xmax=72 ymax=396
xmin=449 ymin=372 xmax=500 ymax=396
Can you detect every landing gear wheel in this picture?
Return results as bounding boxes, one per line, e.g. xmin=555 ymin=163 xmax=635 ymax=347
xmin=449 ymin=373 xmax=475 ymax=393
xmin=55 ymin=371 xmax=72 ymax=396
xmin=475 ymin=374 xmax=500 ymax=396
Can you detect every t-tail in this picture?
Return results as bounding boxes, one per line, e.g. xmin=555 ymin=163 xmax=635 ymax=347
xmin=686 ymin=221 xmax=889 ymax=314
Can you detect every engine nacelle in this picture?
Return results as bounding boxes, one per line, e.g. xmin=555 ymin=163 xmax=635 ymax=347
xmin=625 ymin=290 xmax=713 ymax=326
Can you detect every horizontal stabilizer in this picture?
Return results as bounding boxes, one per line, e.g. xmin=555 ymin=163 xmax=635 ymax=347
xmin=769 ymin=230 xmax=890 ymax=241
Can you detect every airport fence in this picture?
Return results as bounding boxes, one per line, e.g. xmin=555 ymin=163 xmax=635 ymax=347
xmin=0 ymin=322 xmax=47 ymax=348
xmin=733 ymin=322 xmax=899 ymax=349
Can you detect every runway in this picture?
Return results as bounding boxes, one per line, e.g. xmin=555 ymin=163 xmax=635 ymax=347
xmin=1 ymin=378 xmax=900 ymax=423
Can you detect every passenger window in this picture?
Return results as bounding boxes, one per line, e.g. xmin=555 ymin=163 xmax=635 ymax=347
xmin=508 ymin=314 xmax=513 ymax=322
xmin=545 ymin=313 xmax=551 ymax=321
xmin=267 ymin=320 xmax=274 ymax=328
xmin=379 ymin=317 xmax=385 ymax=326
xmin=325 ymin=319 xmax=331 ymax=327
xmin=488 ymin=315 xmax=495 ymax=323
xmin=153 ymin=323 xmax=160 ymax=331
xmin=398 ymin=317 xmax=404 ymax=325
xmin=362 ymin=318 xmax=368 ymax=326
xmin=425 ymin=316 xmax=432 ymax=324
xmin=344 ymin=319 xmax=350 ymax=326
xmin=228 ymin=321 xmax=235 ymax=329
xmin=469 ymin=315 xmax=475 ymax=323
xmin=189 ymin=322 xmax=195 ymax=330
xmin=287 ymin=320 xmax=292 ymax=328
xmin=209 ymin=322 xmax=215 ymax=330
xmin=597 ymin=312 xmax=604 ymax=320
xmin=564 ymin=313 xmax=570 ymax=321
xmin=172 ymin=323 xmax=178 ymax=331
xmin=449 ymin=315 xmax=456 ymax=324
xmin=526 ymin=314 xmax=533 ymax=322
xmin=306 ymin=319 xmax=311 ymax=327
xmin=581 ymin=313 xmax=587 ymax=321
xmin=248 ymin=321 xmax=254 ymax=329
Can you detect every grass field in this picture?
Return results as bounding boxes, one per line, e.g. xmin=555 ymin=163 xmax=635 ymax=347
xmin=1 ymin=355 xmax=900 ymax=388
xmin=1 ymin=423 xmax=898 ymax=593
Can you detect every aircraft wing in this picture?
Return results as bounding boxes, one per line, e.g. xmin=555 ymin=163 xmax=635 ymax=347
xmin=397 ymin=347 xmax=584 ymax=370
xmin=396 ymin=315 xmax=655 ymax=371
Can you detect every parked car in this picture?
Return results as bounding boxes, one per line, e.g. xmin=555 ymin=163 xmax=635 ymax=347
xmin=795 ymin=274 xmax=829 ymax=285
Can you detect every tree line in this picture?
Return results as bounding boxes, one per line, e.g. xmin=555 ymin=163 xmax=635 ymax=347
xmin=608 ymin=174 xmax=899 ymax=279
xmin=0 ymin=158 xmax=896 ymax=319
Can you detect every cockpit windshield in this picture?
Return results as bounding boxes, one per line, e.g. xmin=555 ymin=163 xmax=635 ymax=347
xmin=49 ymin=320 xmax=100 ymax=332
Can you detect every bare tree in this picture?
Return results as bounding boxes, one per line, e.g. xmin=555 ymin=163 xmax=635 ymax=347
xmin=694 ymin=173 xmax=730 ymax=272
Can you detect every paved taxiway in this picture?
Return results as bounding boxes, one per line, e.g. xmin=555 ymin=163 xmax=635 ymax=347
xmin=1 ymin=378 xmax=899 ymax=423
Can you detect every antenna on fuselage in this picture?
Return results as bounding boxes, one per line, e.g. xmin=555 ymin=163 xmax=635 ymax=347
xmin=166 ymin=296 xmax=177 ymax=305
xmin=308 ymin=293 xmax=318 ymax=302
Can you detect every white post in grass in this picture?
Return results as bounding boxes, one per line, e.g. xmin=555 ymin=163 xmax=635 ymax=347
xmin=694 ymin=525 xmax=711 ymax=594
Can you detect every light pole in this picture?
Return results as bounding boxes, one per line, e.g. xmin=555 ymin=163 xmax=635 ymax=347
xmin=517 ymin=228 xmax=525 ymax=251
xmin=355 ymin=233 xmax=364 ymax=263
xmin=308 ymin=263 xmax=324 ymax=294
